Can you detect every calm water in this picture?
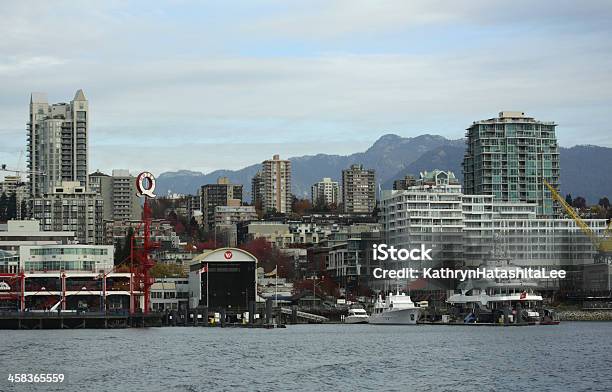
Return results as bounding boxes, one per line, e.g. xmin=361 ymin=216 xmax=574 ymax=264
xmin=1 ymin=322 xmax=611 ymax=392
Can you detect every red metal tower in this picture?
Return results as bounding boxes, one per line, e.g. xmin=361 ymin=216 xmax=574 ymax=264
xmin=129 ymin=198 xmax=159 ymax=314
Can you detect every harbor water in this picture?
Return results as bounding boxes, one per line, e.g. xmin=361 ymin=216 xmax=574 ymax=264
xmin=2 ymin=322 xmax=611 ymax=391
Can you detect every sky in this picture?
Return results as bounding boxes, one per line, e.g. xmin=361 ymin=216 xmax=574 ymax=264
xmin=1 ymin=0 xmax=612 ymax=179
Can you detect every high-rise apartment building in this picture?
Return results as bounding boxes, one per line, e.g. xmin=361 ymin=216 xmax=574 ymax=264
xmin=28 ymin=90 xmax=89 ymax=198
xmin=261 ymin=155 xmax=292 ymax=214
xmin=311 ymin=177 xmax=339 ymax=207
xmin=32 ymin=181 xmax=104 ymax=245
xmin=342 ymin=164 xmax=376 ymax=214
xmin=251 ymin=171 xmax=264 ymax=206
xmin=201 ymin=177 xmax=243 ymax=230
xmin=89 ymin=170 xmax=142 ymax=221
xmin=462 ymin=111 xmax=560 ymax=217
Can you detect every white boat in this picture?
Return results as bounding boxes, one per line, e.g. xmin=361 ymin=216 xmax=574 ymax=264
xmin=344 ymin=308 xmax=369 ymax=324
xmin=368 ymin=292 xmax=420 ymax=325
xmin=446 ymin=257 xmax=546 ymax=324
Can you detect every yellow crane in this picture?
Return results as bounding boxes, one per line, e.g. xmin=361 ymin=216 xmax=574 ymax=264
xmin=543 ymin=180 xmax=612 ymax=254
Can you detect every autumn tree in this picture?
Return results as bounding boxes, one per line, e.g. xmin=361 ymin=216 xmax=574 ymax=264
xmin=291 ymin=197 xmax=312 ymax=216
xmin=240 ymin=237 xmax=294 ymax=279
xmin=150 ymin=263 xmax=186 ymax=278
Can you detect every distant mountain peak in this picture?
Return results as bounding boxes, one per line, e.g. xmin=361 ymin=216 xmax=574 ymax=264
xmin=154 ymin=134 xmax=612 ymax=203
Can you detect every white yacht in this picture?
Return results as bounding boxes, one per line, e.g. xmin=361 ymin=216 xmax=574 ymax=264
xmin=446 ymin=257 xmax=546 ymax=324
xmin=344 ymin=308 xmax=369 ymax=324
xmin=368 ymin=292 xmax=420 ymax=325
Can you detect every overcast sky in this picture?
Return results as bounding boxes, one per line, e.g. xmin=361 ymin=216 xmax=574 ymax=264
xmin=1 ymin=0 xmax=611 ymax=178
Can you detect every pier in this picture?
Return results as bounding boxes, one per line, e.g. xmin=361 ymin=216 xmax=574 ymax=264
xmin=0 ymin=311 xmax=163 ymax=329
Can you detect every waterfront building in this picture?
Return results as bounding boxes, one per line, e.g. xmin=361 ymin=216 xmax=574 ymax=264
xmin=188 ymin=248 xmax=257 ymax=312
xmin=0 ymin=242 xmax=136 ymax=312
xmin=0 ymin=220 xmax=75 ymax=253
xmin=311 ymin=177 xmax=339 ymax=207
xmin=151 ymin=277 xmax=189 ymax=311
xmin=201 ymin=177 xmax=243 ymax=231
xmin=89 ymin=170 xmax=142 ymax=221
xmin=462 ymin=111 xmax=560 ymax=217
xmin=19 ymin=244 xmax=114 ymax=272
xmin=28 ymin=90 xmax=89 ymax=198
xmin=381 ymin=171 xmax=607 ymax=293
xmin=31 ymin=182 xmax=104 ymax=245
xmin=342 ymin=164 xmax=376 ymax=214
xmin=323 ymin=224 xmax=382 ymax=292
xmin=261 ymin=155 xmax=292 ymax=214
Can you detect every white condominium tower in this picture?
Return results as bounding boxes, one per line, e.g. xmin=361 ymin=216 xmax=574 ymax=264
xmin=28 ymin=90 xmax=89 ymax=198
xmin=261 ymin=155 xmax=292 ymax=214
xmin=311 ymin=177 xmax=339 ymax=207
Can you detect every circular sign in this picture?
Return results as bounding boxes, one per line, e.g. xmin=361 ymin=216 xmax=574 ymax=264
xmin=136 ymin=172 xmax=156 ymax=198
xmin=224 ymin=250 xmax=233 ymax=260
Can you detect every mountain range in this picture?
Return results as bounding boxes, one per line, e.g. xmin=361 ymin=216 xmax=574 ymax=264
xmin=156 ymin=134 xmax=612 ymax=204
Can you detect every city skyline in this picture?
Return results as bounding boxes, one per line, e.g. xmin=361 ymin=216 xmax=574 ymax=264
xmin=1 ymin=1 xmax=612 ymax=177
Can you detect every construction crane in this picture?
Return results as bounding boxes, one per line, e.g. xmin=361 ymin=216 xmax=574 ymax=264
xmin=1 ymin=164 xmax=45 ymax=182
xmin=544 ymin=180 xmax=612 ymax=258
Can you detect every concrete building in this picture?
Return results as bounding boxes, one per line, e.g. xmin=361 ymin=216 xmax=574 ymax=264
xmin=89 ymin=170 xmax=142 ymax=221
xmin=463 ymin=111 xmax=560 ymax=217
xmin=0 ymin=220 xmax=75 ymax=253
xmin=20 ymin=244 xmax=114 ymax=272
xmin=393 ymin=175 xmax=417 ymax=191
xmin=151 ymin=278 xmax=189 ymax=311
xmin=251 ymin=171 xmax=264 ymax=207
xmin=311 ymin=177 xmax=339 ymax=207
xmin=247 ymin=221 xmax=293 ymax=248
xmin=261 ymin=155 xmax=292 ymax=214
xmin=28 ymin=90 xmax=89 ymax=198
xmin=0 ymin=175 xmax=28 ymax=219
xmin=204 ymin=204 xmax=254 ymax=248
xmin=186 ymin=192 xmax=201 ymax=220
xmin=323 ymin=224 xmax=382 ymax=292
xmin=31 ymin=182 xmax=104 ymax=245
xmin=381 ymin=171 xmax=465 ymax=269
xmin=381 ymin=171 xmax=607 ymax=293
xmin=214 ymin=206 xmax=257 ymax=227
xmin=201 ymin=177 xmax=243 ymax=231
xmin=342 ymin=164 xmax=376 ymax=214
xmin=104 ymin=219 xmax=180 ymax=251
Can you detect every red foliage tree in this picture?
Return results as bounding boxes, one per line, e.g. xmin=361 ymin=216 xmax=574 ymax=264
xmin=240 ymin=238 xmax=295 ymax=279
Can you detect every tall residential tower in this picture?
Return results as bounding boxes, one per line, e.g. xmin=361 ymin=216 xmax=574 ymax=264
xmin=261 ymin=155 xmax=292 ymax=214
xmin=342 ymin=164 xmax=376 ymax=214
xmin=462 ymin=111 xmax=560 ymax=217
xmin=28 ymin=90 xmax=89 ymax=198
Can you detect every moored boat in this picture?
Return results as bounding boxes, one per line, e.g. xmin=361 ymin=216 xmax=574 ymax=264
xmin=368 ymin=291 xmax=420 ymax=325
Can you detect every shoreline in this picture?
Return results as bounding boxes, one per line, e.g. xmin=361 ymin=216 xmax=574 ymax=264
xmin=556 ymin=310 xmax=612 ymax=321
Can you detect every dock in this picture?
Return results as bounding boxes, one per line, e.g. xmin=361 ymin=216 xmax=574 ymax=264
xmin=0 ymin=311 xmax=163 ymax=329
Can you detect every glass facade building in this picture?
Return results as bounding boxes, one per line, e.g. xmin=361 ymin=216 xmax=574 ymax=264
xmin=462 ymin=111 xmax=560 ymax=217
